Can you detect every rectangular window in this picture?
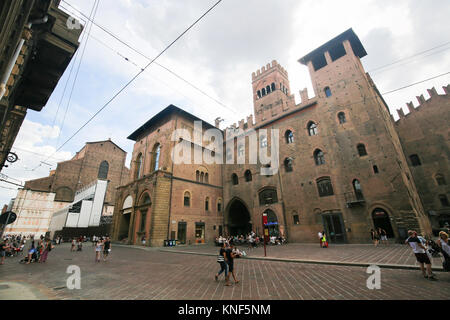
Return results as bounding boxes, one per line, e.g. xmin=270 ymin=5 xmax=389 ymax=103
xmin=317 ymin=178 xmax=334 ymax=197
xmin=195 ymin=223 xmax=205 ymax=239
xmin=329 ymin=43 xmax=346 ymax=61
xmin=312 ymin=53 xmax=327 ymax=71
xmin=293 ymin=215 xmax=300 ymax=225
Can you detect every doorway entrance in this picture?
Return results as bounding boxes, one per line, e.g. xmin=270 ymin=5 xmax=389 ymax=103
xmin=177 ymin=222 xmax=187 ymax=244
xmin=322 ymin=212 xmax=346 ymax=243
xmin=372 ymin=208 xmax=394 ymax=237
xmin=227 ymin=199 xmax=252 ymax=236
xmin=119 ymin=212 xmax=131 ymax=241
xmin=264 ymin=209 xmax=279 ymax=237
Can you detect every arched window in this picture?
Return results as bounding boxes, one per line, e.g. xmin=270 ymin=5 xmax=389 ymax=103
xmin=217 ymin=199 xmax=222 ymax=212
xmin=259 ymin=188 xmax=278 ymax=205
xmin=373 ymin=165 xmax=379 ymax=174
xmin=338 ymin=112 xmax=346 ymax=124
xmin=98 ymin=160 xmax=109 ymax=180
xmin=262 ymin=88 xmax=266 ymax=96
xmin=284 ymin=157 xmax=293 ymax=172
xmin=232 ymin=173 xmax=239 ymax=185
xmin=257 ymin=90 xmax=261 ymax=98
xmin=353 ymin=179 xmax=364 ymax=200
xmin=293 ymin=213 xmax=300 ymax=225
xmin=196 ymin=170 xmax=200 ymax=182
xmin=285 ymin=130 xmax=294 ymax=144
xmin=200 ymin=172 xmax=204 ymax=183
xmin=271 ymin=83 xmax=276 ymax=92
xmin=308 ymin=122 xmax=318 ymax=136
xmin=244 ymin=170 xmax=252 ymax=182
xmin=140 ymin=193 xmax=151 ymax=206
xmin=135 ymin=153 xmax=143 ymax=179
xmin=435 ymin=174 xmax=446 ymax=186
xmin=205 ymin=173 xmax=209 ymax=184
xmin=184 ymin=191 xmax=191 ymax=207
xmin=152 ymin=143 xmax=161 ymax=171
xmin=410 ymin=154 xmax=422 ymax=166
xmin=314 ymin=149 xmax=325 ymax=166
xmin=205 ymin=197 xmax=210 ymax=211
xmin=324 ymin=86 xmax=332 ymax=97
xmin=266 ymin=85 xmax=271 ymax=94
xmin=357 ymin=144 xmax=367 ymax=157
xmin=260 ymin=135 xmax=267 ymax=148
xmin=316 ymin=177 xmax=334 ymax=197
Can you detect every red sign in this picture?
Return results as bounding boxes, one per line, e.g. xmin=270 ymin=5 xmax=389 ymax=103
xmin=262 ymin=213 xmax=268 ymax=226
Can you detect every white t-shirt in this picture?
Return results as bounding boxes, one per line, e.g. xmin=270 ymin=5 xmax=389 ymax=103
xmin=318 ymin=232 xmax=323 ymax=239
xmin=407 ymin=236 xmax=426 ymax=254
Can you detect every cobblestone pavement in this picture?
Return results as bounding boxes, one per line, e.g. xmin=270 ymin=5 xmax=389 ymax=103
xmin=163 ymin=242 xmax=444 ymax=268
xmin=0 ymin=243 xmax=449 ymax=300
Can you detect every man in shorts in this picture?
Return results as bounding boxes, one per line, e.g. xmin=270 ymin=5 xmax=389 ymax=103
xmin=103 ymin=236 xmax=111 ymax=262
xmin=406 ymin=230 xmax=436 ymax=280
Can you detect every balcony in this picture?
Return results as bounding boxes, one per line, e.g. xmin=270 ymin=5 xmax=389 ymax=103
xmin=344 ymin=192 xmax=365 ymax=207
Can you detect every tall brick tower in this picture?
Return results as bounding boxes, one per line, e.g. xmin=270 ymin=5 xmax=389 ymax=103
xmin=252 ymin=60 xmax=295 ymax=123
xmin=297 ymin=28 xmax=432 ymax=238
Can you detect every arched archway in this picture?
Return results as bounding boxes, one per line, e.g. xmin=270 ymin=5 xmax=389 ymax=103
xmin=227 ymin=198 xmax=251 ymax=236
xmin=372 ymin=208 xmax=394 ymax=237
xmin=119 ymin=195 xmax=133 ymax=241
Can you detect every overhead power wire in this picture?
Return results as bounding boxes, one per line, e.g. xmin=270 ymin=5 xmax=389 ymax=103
xmin=368 ymin=40 xmax=450 ymax=73
xmin=60 ymin=0 xmax=237 ymax=114
xmin=32 ymin=0 xmax=224 ymax=168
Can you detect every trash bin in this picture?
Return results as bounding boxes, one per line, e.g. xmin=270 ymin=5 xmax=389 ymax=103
xmin=164 ymin=240 xmax=169 ymax=247
xmin=170 ymin=240 xmax=176 ymax=247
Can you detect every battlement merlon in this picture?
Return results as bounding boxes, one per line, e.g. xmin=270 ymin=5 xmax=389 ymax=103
xmin=395 ymin=85 xmax=450 ymax=121
xmin=252 ymin=60 xmax=289 ymax=81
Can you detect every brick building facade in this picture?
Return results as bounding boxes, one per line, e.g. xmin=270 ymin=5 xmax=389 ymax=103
xmin=394 ymin=87 xmax=450 ymax=233
xmin=111 ymin=107 xmax=223 ymax=246
xmin=6 ymin=139 xmax=129 ymax=237
xmin=112 ymin=28 xmax=437 ymax=246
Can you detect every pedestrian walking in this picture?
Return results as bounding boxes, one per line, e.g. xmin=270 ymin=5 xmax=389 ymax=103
xmin=26 ymin=240 xmax=36 ymax=264
xmin=0 ymin=239 xmax=9 ymax=265
xmin=370 ymin=229 xmax=379 ymax=247
xmin=95 ymin=239 xmax=103 ymax=262
xmin=39 ymin=238 xmax=53 ymax=263
xmin=405 ymin=230 xmax=437 ymax=280
xmin=215 ymin=242 xmax=230 ymax=285
xmin=225 ymin=243 xmax=239 ymax=285
xmin=103 ymin=236 xmax=111 ymax=262
xmin=437 ymin=231 xmax=450 ymax=271
xmin=318 ymin=231 xmax=323 ymax=248
xmin=71 ymin=238 xmax=76 ymax=252
xmin=378 ymin=228 xmax=388 ymax=245
xmin=321 ymin=232 xmax=328 ymax=248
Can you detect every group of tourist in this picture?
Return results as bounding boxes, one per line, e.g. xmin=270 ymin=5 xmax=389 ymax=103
xmin=370 ymin=228 xmax=389 ymax=247
xmin=93 ymin=236 xmax=112 ymax=262
xmin=215 ymin=231 xmax=286 ymax=248
xmin=405 ymin=229 xmax=450 ymax=280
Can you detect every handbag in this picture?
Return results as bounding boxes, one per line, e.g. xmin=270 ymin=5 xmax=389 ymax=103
xmin=217 ymin=255 xmax=224 ymax=263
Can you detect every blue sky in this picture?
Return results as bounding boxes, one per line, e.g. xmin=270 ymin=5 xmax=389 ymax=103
xmin=1 ymin=0 xmax=450 ymax=206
